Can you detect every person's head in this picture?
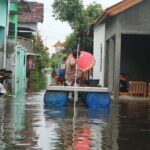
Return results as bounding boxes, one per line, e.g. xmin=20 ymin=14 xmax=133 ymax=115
xmin=72 ymin=49 xmax=81 ymax=59
xmin=121 ymin=73 xmax=127 ymax=77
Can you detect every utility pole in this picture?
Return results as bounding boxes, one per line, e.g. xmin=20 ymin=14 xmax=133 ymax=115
xmin=3 ymin=0 xmax=10 ymax=69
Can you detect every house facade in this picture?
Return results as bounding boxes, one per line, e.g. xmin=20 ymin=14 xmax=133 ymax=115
xmin=93 ymin=0 xmax=150 ymax=98
xmin=0 ymin=0 xmax=44 ymax=94
xmin=17 ymin=1 xmax=43 ymax=91
xmin=0 ymin=0 xmax=19 ymax=92
xmin=8 ymin=1 xmax=20 ymax=93
xmin=0 ymin=0 xmax=18 ymax=70
xmin=0 ymin=0 xmax=7 ymax=68
xmin=18 ymin=1 xmax=43 ymax=40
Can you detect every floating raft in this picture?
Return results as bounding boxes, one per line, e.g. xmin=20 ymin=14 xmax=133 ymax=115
xmin=47 ymin=86 xmax=108 ymax=92
xmin=44 ymin=86 xmax=110 ymax=108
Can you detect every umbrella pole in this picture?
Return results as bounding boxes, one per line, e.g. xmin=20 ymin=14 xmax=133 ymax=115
xmin=74 ymin=43 xmax=80 ymax=87
xmin=72 ymin=43 xmax=80 ymax=145
xmin=74 ymin=43 xmax=79 ymax=103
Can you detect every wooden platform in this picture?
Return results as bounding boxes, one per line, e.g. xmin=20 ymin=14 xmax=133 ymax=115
xmin=47 ymin=85 xmax=108 ymax=92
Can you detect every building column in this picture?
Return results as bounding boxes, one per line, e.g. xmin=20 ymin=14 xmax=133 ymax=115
xmin=114 ymin=33 xmax=121 ymax=100
xmin=104 ymin=40 xmax=109 ymax=87
xmin=108 ymin=37 xmax=115 ymax=93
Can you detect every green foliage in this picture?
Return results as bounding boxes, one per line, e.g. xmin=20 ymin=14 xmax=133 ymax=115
xmin=50 ymin=51 xmax=67 ymax=72
xmin=52 ymin=0 xmax=103 ymax=31
xmin=4 ymin=91 xmax=14 ymax=97
xmin=84 ymin=3 xmax=103 ymax=25
xmin=52 ymin=0 xmax=86 ymax=30
xmin=30 ymin=71 xmax=47 ymax=91
xmin=52 ymin=1 xmax=103 ymax=51
xmin=29 ymin=36 xmax=50 ymax=91
xmin=63 ymin=32 xmax=79 ymax=52
xmin=33 ymin=37 xmax=50 ymax=69
xmin=84 ymin=36 xmax=93 ymax=52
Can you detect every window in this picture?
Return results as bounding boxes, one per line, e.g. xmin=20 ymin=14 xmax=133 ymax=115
xmin=8 ymin=22 xmax=15 ymax=38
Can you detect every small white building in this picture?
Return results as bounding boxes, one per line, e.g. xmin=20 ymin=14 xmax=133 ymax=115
xmin=53 ymin=40 xmax=64 ymax=53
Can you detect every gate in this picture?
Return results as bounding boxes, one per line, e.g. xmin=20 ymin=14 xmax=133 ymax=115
xmin=15 ymin=45 xmax=27 ymax=94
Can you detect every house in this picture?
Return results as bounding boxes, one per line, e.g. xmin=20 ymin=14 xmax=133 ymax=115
xmin=18 ymin=1 xmax=43 ymax=38
xmin=93 ymin=0 xmax=150 ymax=98
xmin=0 ymin=0 xmax=20 ymax=92
xmin=0 ymin=0 xmax=8 ymax=69
xmin=53 ymin=40 xmax=64 ymax=53
xmin=17 ymin=1 xmax=43 ymax=91
xmin=18 ymin=0 xmax=44 ymax=65
xmin=0 ymin=0 xmax=43 ymax=94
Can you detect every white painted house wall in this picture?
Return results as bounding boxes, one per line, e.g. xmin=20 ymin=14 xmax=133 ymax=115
xmin=93 ymin=23 xmax=105 ymax=87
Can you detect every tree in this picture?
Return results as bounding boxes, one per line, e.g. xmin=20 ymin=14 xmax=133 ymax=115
xmin=63 ymin=32 xmax=79 ymax=52
xmin=52 ymin=0 xmax=86 ymax=30
xmin=50 ymin=51 xmax=67 ymax=73
xmin=29 ymin=36 xmax=51 ymax=91
xmin=84 ymin=2 xmax=103 ymax=25
xmin=52 ymin=0 xmax=103 ymax=53
xmin=82 ymin=3 xmax=103 ymax=52
xmin=52 ymin=0 xmax=103 ymax=31
xmin=33 ymin=36 xmax=50 ymax=69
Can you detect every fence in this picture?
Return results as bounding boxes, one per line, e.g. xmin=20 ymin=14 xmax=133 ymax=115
xmin=148 ymin=83 xmax=150 ymax=97
xmin=128 ymin=81 xmax=147 ymax=97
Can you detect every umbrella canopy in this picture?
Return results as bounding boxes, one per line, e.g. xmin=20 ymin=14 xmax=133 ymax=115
xmin=77 ymin=51 xmax=95 ymax=72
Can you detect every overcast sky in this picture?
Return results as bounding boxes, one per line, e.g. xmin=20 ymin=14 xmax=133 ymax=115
xmin=37 ymin=0 xmax=122 ymax=54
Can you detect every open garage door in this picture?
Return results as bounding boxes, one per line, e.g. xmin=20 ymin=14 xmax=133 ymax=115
xmin=121 ymin=34 xmax=150 ymax=82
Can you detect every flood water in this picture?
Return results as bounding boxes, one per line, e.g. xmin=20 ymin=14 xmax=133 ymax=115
xmin=0 ymin=91 xmax=150 ymax=150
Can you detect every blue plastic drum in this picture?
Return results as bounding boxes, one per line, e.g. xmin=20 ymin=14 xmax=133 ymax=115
xmin=44 ymin=91 xmax=68 ymax=107
xmin=85 ymin=92 xmax=110 ymax=108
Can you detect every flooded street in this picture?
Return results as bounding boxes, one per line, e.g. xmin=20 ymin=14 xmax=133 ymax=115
xmin=0 ymin=91 xmax=150 ymax=150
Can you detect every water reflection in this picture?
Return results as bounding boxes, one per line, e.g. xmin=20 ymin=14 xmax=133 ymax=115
xmin=67 ymin=105 xmax=110 ymax=150
xmin=0 ymin=89 xmax=26 ymax=150
xmin=117 ymin=100 xmax=150 ymax=150
xmin=44 ymin=107 xmax=67 ymax=119
xmin=0 ymin=92 xmax=150 ymax=150
xmin=0 ymin=99 xmax=6 ymax=149
xmin=43 ymin=106 xmax=68 ymax=150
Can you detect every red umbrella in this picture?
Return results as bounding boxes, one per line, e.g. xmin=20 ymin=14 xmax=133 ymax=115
xmin=77 ymin=51 xmax=95 ymax=72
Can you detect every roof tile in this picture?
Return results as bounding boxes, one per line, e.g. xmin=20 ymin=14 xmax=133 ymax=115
xmin=19 ymin=2 xmax=44 ymax=23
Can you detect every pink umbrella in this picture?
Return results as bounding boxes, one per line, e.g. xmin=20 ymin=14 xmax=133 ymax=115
xmin=77 ymin=51 xmax=95 ymax=72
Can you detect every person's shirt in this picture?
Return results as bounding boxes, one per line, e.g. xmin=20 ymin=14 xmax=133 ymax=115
xmin=65 ymin=54 xmax=82 ymax=81
xmin=58 ymin=61 xmax=66 ymax=78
